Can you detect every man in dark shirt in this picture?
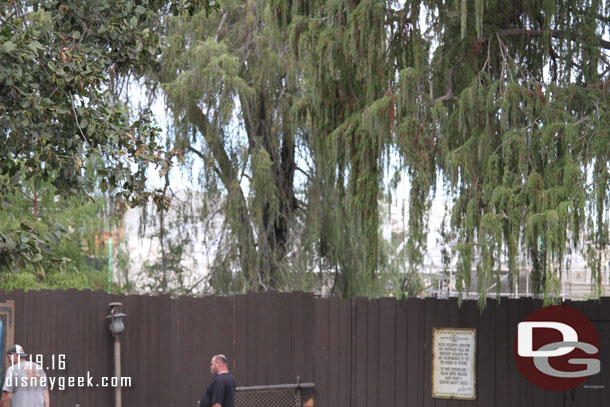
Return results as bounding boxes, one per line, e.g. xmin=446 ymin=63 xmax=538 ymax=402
xmin=199 ymin=354 xmax=235 ymax=407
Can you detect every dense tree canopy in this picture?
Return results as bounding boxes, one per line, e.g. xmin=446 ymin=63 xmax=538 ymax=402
xmin=2 ymin=0 xmax=609 ymax=304
xmin=0 ymin=0 xmax=218 ymax=273
xmin=156 ymin=0 xmax=610 ymax=304
xmin=0 ymin=170 xmax=126 ymax=291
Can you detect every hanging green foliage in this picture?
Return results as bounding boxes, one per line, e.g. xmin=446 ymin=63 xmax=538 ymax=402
xmin=154 ymin=0 xmax=610 ymax=304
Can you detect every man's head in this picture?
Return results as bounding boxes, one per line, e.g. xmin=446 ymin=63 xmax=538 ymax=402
xmin=210 ymin=354 xmax=228 ymax=375
xmin=6 ymin=344 xmax=28 ymax=365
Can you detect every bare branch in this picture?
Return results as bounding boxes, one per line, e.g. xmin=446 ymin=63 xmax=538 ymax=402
xmin=433 ymin=67 xmax=454 ymax=103
xmin=69 ymin=93 xmax=93 ymax=148
xmin=295 ymin=166 xmax=311 ymax=181
xmin=186 ymin=145 xmax=222 ymax=179
xmin=433 ymin=49 xmax=465 ymax=104
xmin=214 ymin=12 xmax=228 ymax=42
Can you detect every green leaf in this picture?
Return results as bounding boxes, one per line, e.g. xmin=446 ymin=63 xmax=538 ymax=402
xmin=135 ymin=5 xmax=146 ymax=15
xmin=50 ymin=223 xmax=64 ymax=232
xmin=3 ymin=237 xmax=17 ymax=251
xmin=130 ymin=16 xmax=138 ymax=28
xmin=2 ymin=41 xmax=16 ymax=53
xmin=27 ymin=42 xmax=40 ymax=53
xmin=30 ymin=40 xmax=44 ymax=50
xmin=33 ymin=175 xmax=41 ymax=190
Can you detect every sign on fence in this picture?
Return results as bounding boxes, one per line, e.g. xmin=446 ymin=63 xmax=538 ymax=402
xmin=431 ymin=327 xmax=476 ymax=400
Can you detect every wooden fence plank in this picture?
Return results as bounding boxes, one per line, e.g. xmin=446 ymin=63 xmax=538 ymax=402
xmin=136 ymin=294 xmax=151 ymax=406
xmin=478 ymin=299 xmax=496 ymax=407
xmin=257 ymin=291 xmax=272 ymax=385
xmin=289 ymin=291 xmax=304 ymax=382
xmin=72 ymin=289 xmax=91 ymax=407
xmin=152 ymin=295 xmax=164 ymax=406
xmin=182 ymin=297 xmax=197 ymax=402
xmin=216 ymin=295 xmax=235 ymax=374
xmin=338 ymin=298 xmax=351 ymax=407
xmin=277 ymin=292 xmax=293 ymax=382
xmin=245 ymin=292 xmax=258 ymax=385
xmin=434 ymin=299 xmax=448 ymax=407
xmin=378 ymin=297 xmax=396 ymax=407
xmin=267 ymin=291 xmax=278 ymax=384
xmin=506 ymin=299 xmax=521 ymax=407
xmin=395 ymin=299 xmax=408 ymax=407
xmin=328 ymin=296 xmax=339 ymax=407
xmin=349 ymin=298 xmax=358 ymax=407
xmin=494 ymin=298 xmax=509 ymax=407
xmin=201 ymin=295 xmax=217 ymax=375
xmin=354 ymin=297 xmax=368 ymax=407
xmin=160 ymin=294 xmax=173 ymax=405
xmin=366 ymin=299 xmax=379 ymax=407
xmin=168 ymin=293 xmax=180 ymax=407
xmin=314 ymin=298 xmax=329 ymax=407
xmin=302 ymin=292 xmax=315 ymax=383
xmin=406 ymin=298 xmax=424 ymax=407
xmin=423 ymin=297 xmax=436 ymax=407
xmin=98 ymin=290 xmax=116 ymax=406
xmin=233 ymin=294 xmax=248 ymax=384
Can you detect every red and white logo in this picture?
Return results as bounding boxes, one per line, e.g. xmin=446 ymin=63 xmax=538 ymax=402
xmin=513 ymin=305 xmax=600 ymax=391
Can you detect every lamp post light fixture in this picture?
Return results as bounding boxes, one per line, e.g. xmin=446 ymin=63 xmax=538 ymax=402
xmin=106 ymin=302 xmax=126 ymax=407
xmin=108 ymin=303 xmax=126 ymax=336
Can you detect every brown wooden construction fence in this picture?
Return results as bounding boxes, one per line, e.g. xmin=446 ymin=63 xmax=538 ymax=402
xmin=0 ymin=289 xmax=607 ymax=406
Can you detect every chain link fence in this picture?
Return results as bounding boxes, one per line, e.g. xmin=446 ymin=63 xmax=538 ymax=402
xmin=235 ymin=380 xmax=314 ymax=407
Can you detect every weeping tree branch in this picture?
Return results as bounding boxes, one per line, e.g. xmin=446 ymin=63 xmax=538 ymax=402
xmin=498 ymin=29 xmax=610 ymax=51
xmin=188 ymin=101 xmax=259 ymax=287
xmin=432 ymin=67 xmax=454 ymax=103
xmin=431 ymin=49 xmax=466 ymax=103
xmin=189 ymin=103 xmax=237 ymax=186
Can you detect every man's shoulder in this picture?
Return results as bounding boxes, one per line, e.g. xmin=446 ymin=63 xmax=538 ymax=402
xmin=215 ymin=373 xmax=236 ymax=386
xmin=4 ymin=362 xmax=23 ymax=375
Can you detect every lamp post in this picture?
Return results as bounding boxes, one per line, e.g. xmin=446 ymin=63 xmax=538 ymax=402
xmin=106 ymin=302 xmax=126 ymax=407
